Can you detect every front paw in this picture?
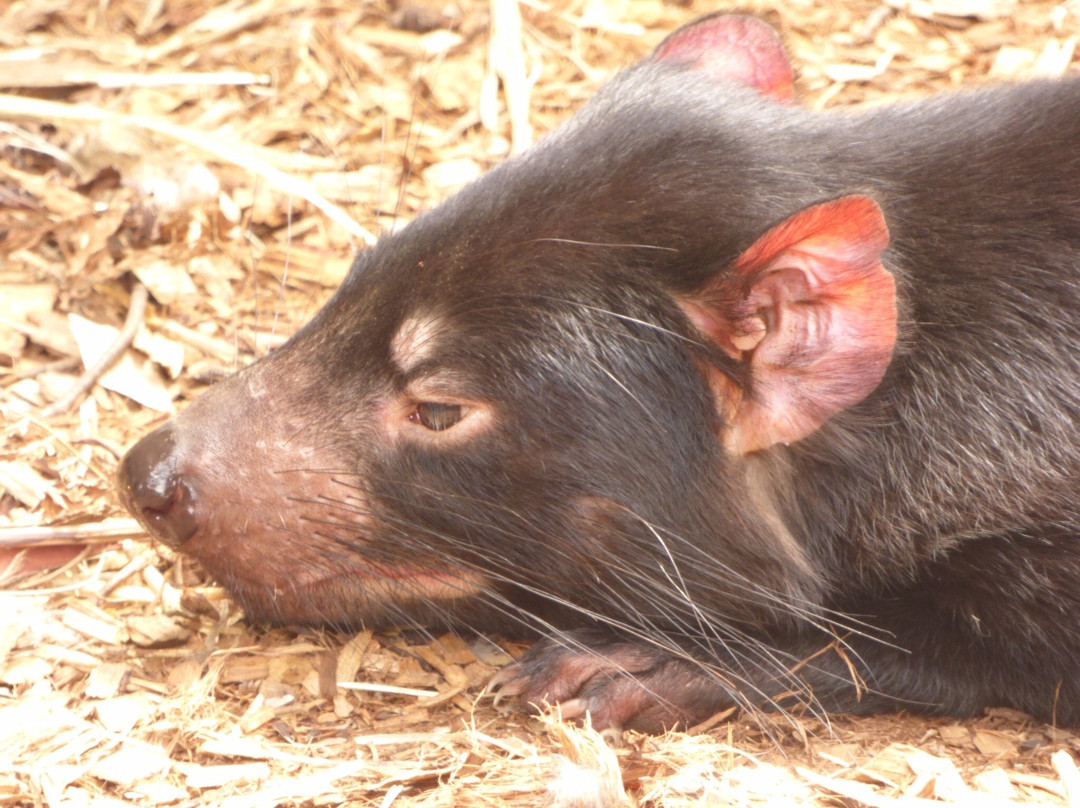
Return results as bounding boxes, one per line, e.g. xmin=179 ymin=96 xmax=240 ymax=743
xmin=489 ymin=633 xmax=736 ymax=733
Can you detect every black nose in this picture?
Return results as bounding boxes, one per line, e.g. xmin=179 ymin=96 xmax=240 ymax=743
xmin=116 ymin=424 xmax=198 ymax=548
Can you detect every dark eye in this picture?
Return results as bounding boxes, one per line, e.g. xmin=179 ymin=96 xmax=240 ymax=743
xmin=408 ymin=402 xmax=467 ymax=431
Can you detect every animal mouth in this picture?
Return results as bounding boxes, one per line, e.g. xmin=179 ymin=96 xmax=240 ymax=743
xmin=341 ymin=561 xmax=486 ymax=601
xmin=193 ymin=549 xmax=488 ymax=627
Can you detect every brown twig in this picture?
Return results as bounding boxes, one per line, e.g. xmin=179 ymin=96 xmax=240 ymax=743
xmin=0 ymin=518 xmax=144 ymax=548
xmin=41 ymin=283 xmax=149 ymax=418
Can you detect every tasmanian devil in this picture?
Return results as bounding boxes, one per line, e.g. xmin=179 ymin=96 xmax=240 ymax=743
xmin=117 ymin=14 xmax=1080 ymax=732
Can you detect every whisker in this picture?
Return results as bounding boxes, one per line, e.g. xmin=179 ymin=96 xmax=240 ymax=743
xmin=525 ymin=237 xmax=679 ymax=253
xmin=299 ymin=472 xmax=893 ymax=643
xmin=270 ymin=462 xmax=904 ymax=732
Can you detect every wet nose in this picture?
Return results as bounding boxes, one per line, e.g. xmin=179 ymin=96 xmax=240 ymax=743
xmin=116 ymin=423 xmax=198 ymax=548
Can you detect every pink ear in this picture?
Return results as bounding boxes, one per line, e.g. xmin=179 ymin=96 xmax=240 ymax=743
xmin=652 ymin=14 xmax=794 ymax=103
xmin=680 ymin=196 xmax=896 ymax=454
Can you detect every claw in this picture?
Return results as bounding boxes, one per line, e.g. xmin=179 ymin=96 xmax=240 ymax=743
xmin=600 ymin=726 xmax=625 ymax=747
xmin=485 ymin=662 xmax=528 ymax=707
xmin=557 ymin=697 xmax=588 ymax=720
xmin=556 ymin=699 xmax=626 ymax=743
xmin=482 ymin=632 xmax=738 ymax=733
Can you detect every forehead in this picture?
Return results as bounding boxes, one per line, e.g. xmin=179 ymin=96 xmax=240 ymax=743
xmin=390 ymin=314 xmax=444 ymax=374
xmin=360 ymin=251 xmax=642 ymax=388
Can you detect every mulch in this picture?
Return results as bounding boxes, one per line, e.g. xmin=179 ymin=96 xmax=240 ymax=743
xmin=2 ymin=0 xmax=1079 ymax=805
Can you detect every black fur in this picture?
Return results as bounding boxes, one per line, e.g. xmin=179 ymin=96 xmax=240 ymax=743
xmin=118 ymin=28 xmax=1080 ymax=732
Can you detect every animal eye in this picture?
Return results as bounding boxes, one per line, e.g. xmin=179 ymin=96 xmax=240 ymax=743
xmin=408 ymin=402 xmax=467 ymax=431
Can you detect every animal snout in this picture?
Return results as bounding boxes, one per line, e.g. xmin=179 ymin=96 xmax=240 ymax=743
xmin=117 ymin=423 xmax=199 ymax=549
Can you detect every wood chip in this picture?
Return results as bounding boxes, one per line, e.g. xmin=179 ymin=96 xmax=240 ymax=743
xmin=973 ymin=730 xmax=1017 ymax=757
